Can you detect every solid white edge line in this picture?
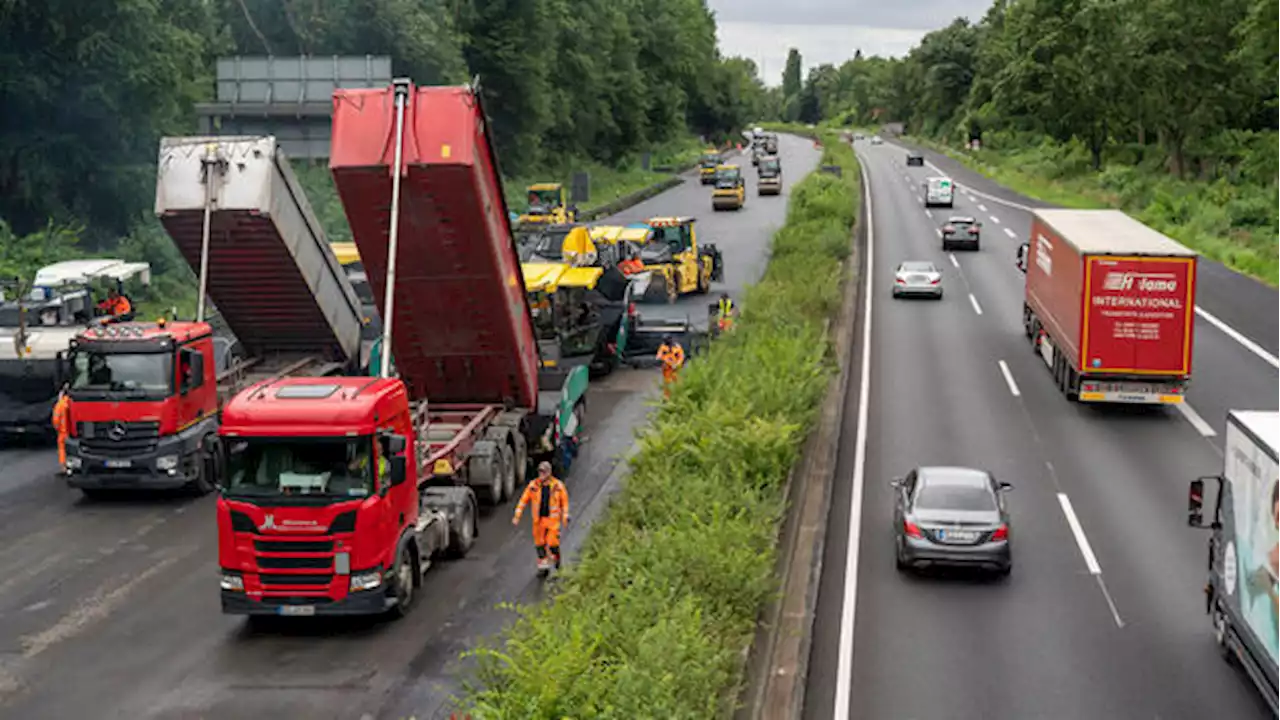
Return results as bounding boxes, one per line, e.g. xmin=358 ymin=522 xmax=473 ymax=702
xmin=977 ymin=204 xmax=988 ymax=212
xmin=915 ymin=146 xmax=1280 ymax=371
xmin=949 ymin=253 xmax=959 ymax=268
xmin=1003 ymin=227 xmax=1017 ymax=238
xmin=997 ymin=360 xmax=1021 ymax=397
xmin=935 ymin=228 xmax=943 ymax=238
xmin=1195 ymin=306 xmax=1280 ymax=369
xmin=833 ymin=154 xmax=875 ymax=720
xmin=968 ymin=293 xmax=983 ymax=315
xmin=925 ymin=210 xmax=933 ymax=219
xmin=1057 ymin=493 xmax=1102 ymax=575
xmin=1176 ymin=402 xmax=1219 ymax=437
xmin=989 ymin=215 xmax=1001 ymax=224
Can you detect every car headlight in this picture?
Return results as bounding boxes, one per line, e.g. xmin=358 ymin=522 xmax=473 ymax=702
xmin=220 ymin=572 xmax=244 ymax=591
xmin=349 ymin=570 xmax=383 ymax=592
xmin=66 ymin=456 xmax=82 ymax=470
xmin=156 ymin=454 xmax=179 ymax=471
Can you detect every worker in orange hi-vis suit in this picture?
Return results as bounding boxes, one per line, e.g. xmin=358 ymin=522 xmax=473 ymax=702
xmin=51 ymin=384 xmax=71 ymax=473
xmin=512 ymin=461 xmax=570 ymax=574
xmin=656 ymin=335 xmax=686 ymax=399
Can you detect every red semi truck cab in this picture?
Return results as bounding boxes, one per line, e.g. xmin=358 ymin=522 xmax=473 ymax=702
xmin=217 ymin=376 xmax=473 ymax=616
xmin=1019 ymin=209 xmax=1198 ymax=404
xmin=63 ymin=320 xmax=221 ymax=489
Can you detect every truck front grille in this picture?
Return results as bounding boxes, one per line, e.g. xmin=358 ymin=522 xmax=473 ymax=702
xmin=253 ymin=539 xmax=333 ymax=553
xmin=257 ymin=556 xmax=332 ymax=570
xmin=259 ymin=573 xmax=332 ymax=587
xmin=78 ymin=420 xmax=160 ymax=457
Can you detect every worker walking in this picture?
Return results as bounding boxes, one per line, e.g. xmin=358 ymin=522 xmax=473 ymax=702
xmin=656 ymin=334 xmax=685 ymax=399
xmin=716 ymin=292 xmax=736 ymax=334
xmin=51 ymin=384 xmax=70 ymax=474
xmin=512 ymin=461 xmax=570 ymax=575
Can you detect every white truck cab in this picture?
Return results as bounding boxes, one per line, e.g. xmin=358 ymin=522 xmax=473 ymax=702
xmin=924 ymin=177 xmax=954 ymax=208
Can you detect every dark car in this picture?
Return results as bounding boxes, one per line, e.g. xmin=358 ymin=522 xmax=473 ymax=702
xmin=941 ymin=216 xmax=982 ymax=251
xmin=892 ymin=466 xmax=1012 ymax=575
xmin=906 ymin=152 xmax=924 ymax=166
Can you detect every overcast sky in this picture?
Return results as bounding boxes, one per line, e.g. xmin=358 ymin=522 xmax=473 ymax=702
xmin=708 ymin=0 xmax=994 ymax=86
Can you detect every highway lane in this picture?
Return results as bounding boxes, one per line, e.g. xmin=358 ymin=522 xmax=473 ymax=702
xmin=803 ymin=140 xmax=1274 ymax=719
xmin=0 ymin=136 xmax=819 ymax=720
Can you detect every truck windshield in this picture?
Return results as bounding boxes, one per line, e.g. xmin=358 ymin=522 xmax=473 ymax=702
xmin=223 ymin=437 xmax=377 ymax=499
xmin=69 ymin=350 xmax=172 ymax=397
xmin=528 ymin=189 xmax=561 ymax=210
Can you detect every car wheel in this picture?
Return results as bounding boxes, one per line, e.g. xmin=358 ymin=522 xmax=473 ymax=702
xmin=895 ymin=539 xmax=909 ymax=571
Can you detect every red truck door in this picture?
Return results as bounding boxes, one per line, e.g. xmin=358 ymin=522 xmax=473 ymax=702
xmin=1081 ymin=256 xmax=1196 ymax=376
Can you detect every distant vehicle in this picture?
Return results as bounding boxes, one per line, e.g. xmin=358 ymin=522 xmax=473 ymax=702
xmin=892 ymin=260 xmax=943 ymax=299
xmin=906 ymin=152 xmax=924 ymax=166
xmin=1187 ymin=410 xmax=1279 ymax=714
xmin=757 ymin=155 xmax=782 ymax=196
xmin=941 ymin=216 xmax=982 ymax=251
xmin=892 ymin=466 xmax=1013 ymax=576
xmin=1019 ymin=209 xmax=1198 ymax=404
xmin=923 ymin=176 xmax=954 ymax=207
xmin=853 ymin=133 xmax=865 ymax=141
xmin=870 ymin=136 xmax=884 ymax=145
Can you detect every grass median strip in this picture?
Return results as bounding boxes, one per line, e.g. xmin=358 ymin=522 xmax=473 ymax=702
xmin=459 ymin=134 xmax=860 ymax=719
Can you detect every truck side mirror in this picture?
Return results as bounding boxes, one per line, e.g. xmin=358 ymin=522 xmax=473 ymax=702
xmin=385 ymin=433 xmax=407 ymax=455
xmin=1187 ymin=478 xmax=1205 ymax=527
xmin=389 ymin=456 xmax=407 ymax=486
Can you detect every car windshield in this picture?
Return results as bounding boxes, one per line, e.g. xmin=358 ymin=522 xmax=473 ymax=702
xmin=224 ymin=437 xmax=378 ymax=499
xmin=915 ymin=481 xmax=997 ymax=512
xmin=70 ymin=350 xmax=171 ymax=395
xmin=900 ymin=262 xmax=935 ymax=273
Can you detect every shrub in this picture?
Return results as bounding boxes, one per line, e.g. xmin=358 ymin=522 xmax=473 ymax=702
xmin=458 ymin=132 xmax=859 ymax=719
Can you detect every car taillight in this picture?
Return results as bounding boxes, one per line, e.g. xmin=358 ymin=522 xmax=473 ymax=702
xmin=990 ymin=524 xmax=1008 ymax=541
xmin=904 ymin=520 xmax=923 ymax=538
xmin=895 ymin=277 xmax=906 ymax=284
xmin=929 ymin=278 xmax=940 ymax=285
xmin=968 ymin=227 xmax=979 ymax=234
xmin=943 ymin=225 xmax=954 ymax=233
xmin=628 ymin=302 xmax=637 ymax=317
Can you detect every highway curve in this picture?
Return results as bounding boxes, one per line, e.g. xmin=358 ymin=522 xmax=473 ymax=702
xmin=802 ymin=138 xmax=1277 ymax=719
xmin=0 ymin=135 xmax=819 ymax=720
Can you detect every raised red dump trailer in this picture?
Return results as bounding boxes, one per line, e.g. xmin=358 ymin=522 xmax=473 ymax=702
xmin=1019 ymin=208 xmax=1198 ymax=404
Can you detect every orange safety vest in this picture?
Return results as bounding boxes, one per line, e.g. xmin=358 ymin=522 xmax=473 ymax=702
xmin=51 ymin=393 xmax=70 ymax=433
xmin=656 ymin=343 xmax=685 ymax=370
xmin=514 ymin=477 xmax=569 ymax=523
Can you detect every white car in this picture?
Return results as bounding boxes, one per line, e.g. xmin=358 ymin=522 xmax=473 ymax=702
xmin=892 ymin=260 xmax=943 ymax=299
xmin=923 ymin=176 xmax=954 ymax=208
xmin=870 ymin=136 xmax=884 ymax=145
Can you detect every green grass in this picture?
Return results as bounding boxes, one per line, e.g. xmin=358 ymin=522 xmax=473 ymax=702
xmin=909 ymin=132 xmax=1279 ymax=286
xmin=457 ymin=133 xmax=859 ymax=719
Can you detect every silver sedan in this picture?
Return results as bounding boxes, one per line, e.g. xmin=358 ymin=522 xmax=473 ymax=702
xmin=891 ymin=260 xmax=943 ymax=299
xmin=892 ymin=466 xmax=1013 ymax=576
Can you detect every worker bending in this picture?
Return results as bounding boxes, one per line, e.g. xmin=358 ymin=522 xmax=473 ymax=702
xmin=51 ymin=384 xmax=70 ymax=474
xmin=512 ymin=461 xmax=570 ymax=574
xmin=716 ymin=292 xmax=736 ymax=334
xmin=656 ymin=334 xmax=685 ymax=399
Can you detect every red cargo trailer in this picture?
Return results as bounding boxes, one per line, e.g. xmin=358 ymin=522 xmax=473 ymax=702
xmin=1019 ymin=209 xmax=1198 ymax=404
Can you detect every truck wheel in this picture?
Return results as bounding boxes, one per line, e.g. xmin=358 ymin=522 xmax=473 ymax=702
xmin=1212 ymin=607 xmax=1236 ymax=664
xmin=696 ymin=260 xmax=711 ymax=294
xmin=497 ymin=442 xmax=516 ymax=501
xmin=189 ymin=442 xmax=216 ymax=496
xmin=469 ymin=452 xmax=502 ymax=506
xmin=388 ymin=545 xmax=418 ymax=618
xmin=447 ymin=499 xmax=477 ymax=558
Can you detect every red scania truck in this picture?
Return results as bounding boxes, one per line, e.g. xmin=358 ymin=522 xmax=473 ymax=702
xmin=1018 ymin=209 xmax=1198 ymax=404
xmin=63 ymin=136 xmax=366 ymax=497
xmin=215 ymin=79 xmax=589 ymax=618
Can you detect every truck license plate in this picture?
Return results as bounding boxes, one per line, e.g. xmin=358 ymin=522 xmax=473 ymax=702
xmin=104 ymin=459 xmax=132 ymax=469
xmin=277 ymin=605 xmax=315 ymax=616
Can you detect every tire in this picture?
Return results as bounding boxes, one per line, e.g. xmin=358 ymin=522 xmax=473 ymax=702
xmin=696 ymin=258 xmax=711 ymax=294
xmin=895 ymin=539 xmax=909 ymax=571
xmin=388 ymin=544 xmax=418 ymax=618
xmin=189 ymin=436 xmax=219 ymax=495
xmin=498 ymin=442 xmax=516 ymax=501
xmin=942 ymin=241 xmax=950 ymax=251
xmin=470 ymin=451 xmax=503 ymax=506
xmin=1213 ymin=607 xmax=1236 ymax=664
xmin=447 ymin=499 xmax=477 ymax=558
xmin=666 ymin=272 xmax=679 ymax=304
xmin=79 ymin=488 xmax=108 ymax=501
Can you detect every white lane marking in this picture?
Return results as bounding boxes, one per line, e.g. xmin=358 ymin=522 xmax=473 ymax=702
xmin=904 ymin=175 xmax=911 ymax=183
xmin=989 ymin=215 xmax=1001 ymax=224
xmin=997 ymin=360 xmax=1021 ymax=397
xmin=1004 ymin=227 xmax=1017 ymax=238
xmin=1057 ymin=493 xmax=1101 ymax=575
xmin=949 ymin=253 xmax=959 ymax=268
xmin=925 ymin=210 xmax=933 ymax=219
xmin=935 ymin=228 xmax=943 ymax=238
xmin=1195 ymin=306 xmax=1280 ymax=369
xmin=968 ymin=293 xmax=983 ymax=315
xmin=918 ymin=149 xmax=1280 ymax=367
xmin=1177 ymin=402 xmax=1218 ymax=437
xmin=977 ymin=204 xmax=988 ymax=212
xmin=834 ymin=155 xmax=876 ymax=720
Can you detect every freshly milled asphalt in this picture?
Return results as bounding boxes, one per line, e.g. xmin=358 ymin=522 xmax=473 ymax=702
xmin=0 ymin=136 xmax=820 ymax=720
xmin=802 ymin=138 xmax=1277 ymax=720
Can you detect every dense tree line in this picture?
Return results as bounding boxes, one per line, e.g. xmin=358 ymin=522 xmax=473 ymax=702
xmin=786 ymin=0 xmax=1277 ymax=179
xmin=0 ymin=0 xmax=765 ymax=270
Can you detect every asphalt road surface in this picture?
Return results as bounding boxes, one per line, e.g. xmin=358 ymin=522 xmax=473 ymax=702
xmin=802 ymin=137 xmax=1277 ymax=720
xmin=0 ymin=135 xmax=819 ymax=720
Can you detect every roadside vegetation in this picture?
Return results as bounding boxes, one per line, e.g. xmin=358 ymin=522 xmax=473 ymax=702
xmin=0 ymin=1 xmax=769 ymax=310
xmin=460 ymin=134 xmax=858 ymax=718
xmin=759 ymin=0 xmax=1278 ymax=285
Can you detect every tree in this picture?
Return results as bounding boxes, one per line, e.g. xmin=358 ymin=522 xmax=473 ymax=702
xmin=781 ymin=48 xmax=803 ymax=120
